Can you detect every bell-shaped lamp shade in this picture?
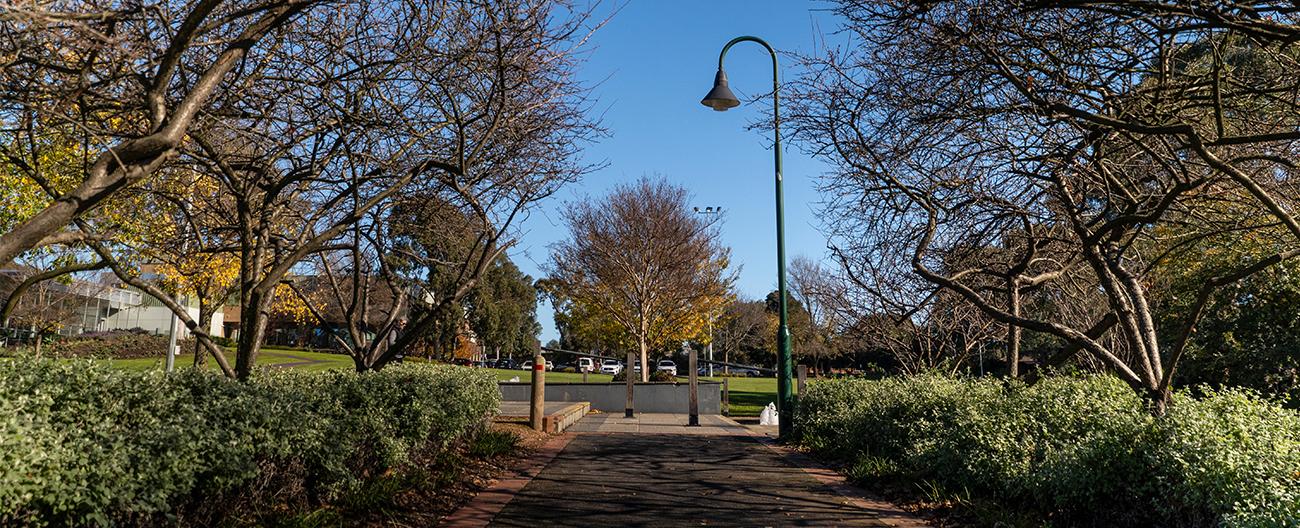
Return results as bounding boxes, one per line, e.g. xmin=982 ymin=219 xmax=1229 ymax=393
xmin=701 ymin=69 xmax=740 ymax=111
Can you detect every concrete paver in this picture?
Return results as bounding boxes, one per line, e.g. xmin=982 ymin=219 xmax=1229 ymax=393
xmin=567 ymin=413 xmax=754 ymax=435
xmin=487 ymin=431 xmax=904 ymax=527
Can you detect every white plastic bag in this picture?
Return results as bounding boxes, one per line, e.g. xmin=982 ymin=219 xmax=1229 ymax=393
xmin=759 ymin=402 xmax=779 ymax=426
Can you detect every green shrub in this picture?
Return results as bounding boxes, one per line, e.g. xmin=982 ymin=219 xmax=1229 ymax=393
xmin=611 ymin=369 xmax=676 ymax=382
xmin=0 ymin=359 xmax=499 ymax=526
xmin=41 ymin=330 xmax=198 ymax=359
xmin=795 ymin=374 xmax=1300 ymax=527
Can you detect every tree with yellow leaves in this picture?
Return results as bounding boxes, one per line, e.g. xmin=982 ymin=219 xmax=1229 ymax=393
xmin=547 ymin=177 xmax=736 ymax=382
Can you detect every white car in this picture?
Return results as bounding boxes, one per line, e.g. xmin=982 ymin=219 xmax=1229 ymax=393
xmin=520 ymin=360 xmax=553 ymax=371
xmin=578 ymin=357 xmax=596 ymax=373
xmin=656 ymin=359 xmax=677 ymax=376
xmin=599 ymin=359 xmax=623 ymax=375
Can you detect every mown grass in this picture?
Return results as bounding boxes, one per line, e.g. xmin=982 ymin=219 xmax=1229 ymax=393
xmin=96 ymin=347 xmax=356 ymax=372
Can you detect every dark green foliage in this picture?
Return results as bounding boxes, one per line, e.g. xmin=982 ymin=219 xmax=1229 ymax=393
xmin=468 ymin=429 xmax=521 ymax=459
xmin=0 ymin=360 xmax=500 ymax=526
xmin=36 ymin=330 xmax=196 ymax=359
xmin=464 ymin=256 xmax=542 ymax=359
xmin=610 ymin=369 xmax=675 ymax=382
xmin=795 ymin=375 xmax=1300 ymax=527
xmin=1165 ymin=263 xmax=1300 ymax=406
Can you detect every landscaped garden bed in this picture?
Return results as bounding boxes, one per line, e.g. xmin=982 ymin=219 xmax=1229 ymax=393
xmin=795 ymin=374 xmax=1300 ymax=527
xmin=0 ymin=360 xmax=504 ymax=526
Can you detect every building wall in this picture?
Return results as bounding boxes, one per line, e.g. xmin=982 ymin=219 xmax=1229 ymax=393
xmin=101 ymin=304 xmax=226 ymax=338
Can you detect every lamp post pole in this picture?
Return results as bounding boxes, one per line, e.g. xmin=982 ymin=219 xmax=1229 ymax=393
xmin=701 ymin=35 xmax=794 ymax=438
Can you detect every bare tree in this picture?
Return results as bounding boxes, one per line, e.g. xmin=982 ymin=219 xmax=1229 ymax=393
xmin=547 ymin=177 xmax=736 ymax=382
xmin=1 ymin=264 xmax=98 ymax=358
xmin=0 ymin=0 xmax=325 ymax=264
xmin=790 ymin=0 xmax=1300 ymax=410
xmin=713 ymin=299 xmax=768 ymax=373
xmin=788 ymin=256 xmax=847 ymax=375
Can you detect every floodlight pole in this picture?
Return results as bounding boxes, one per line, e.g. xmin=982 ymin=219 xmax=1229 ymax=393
xmin=704 ymin=36 xmax=794 ymax=438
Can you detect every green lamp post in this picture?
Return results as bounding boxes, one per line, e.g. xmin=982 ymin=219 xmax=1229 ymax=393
xmin=701 ymin=35 xmax=794 ymax=438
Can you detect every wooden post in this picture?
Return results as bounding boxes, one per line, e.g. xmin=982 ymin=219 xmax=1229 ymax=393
xmin=625 ymin=351 xmax=635 ymax=418
xmin=797 ymin=364 xmax=808 ymax=396
xmin=688 ymin=346 xmax=699 ymax=426
xmin=722 ymin=377 xmax=730 ymax=416
xmin=582 ymin=367 xmax=588 ymax=383
xmin=530 ymin=352 xmax=545 ymax=431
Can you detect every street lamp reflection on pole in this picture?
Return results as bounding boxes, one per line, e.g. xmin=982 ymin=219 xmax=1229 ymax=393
xmin=701 ymin=35 xmax=794 ymax=438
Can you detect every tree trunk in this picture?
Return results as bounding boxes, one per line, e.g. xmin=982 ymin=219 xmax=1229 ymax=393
xmin=1006 ymin=277 xmax=1021 ymax=378
xmin=638 ymin=335 xmax=650 ymax=383
xmin=33 ymin=333 xmax=42 ymax=359
xmin=235 ymin=288 xmax=272 ymax=380
xmin=193 ymin=307 xmax=214 ymax=368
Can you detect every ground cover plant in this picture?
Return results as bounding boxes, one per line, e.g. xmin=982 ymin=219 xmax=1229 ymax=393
xmin=795 ymin=374 xmax=1300 ymax=527
xmin=0 ymin=360 xmax=500 ymax=526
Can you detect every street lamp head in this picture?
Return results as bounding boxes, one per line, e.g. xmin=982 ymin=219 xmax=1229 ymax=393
xmin=700 ymin=69 xmax=740 ymax=111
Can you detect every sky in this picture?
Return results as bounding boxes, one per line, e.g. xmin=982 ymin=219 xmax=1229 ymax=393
xmin=511 ymin=1 xmax=845 ymax=343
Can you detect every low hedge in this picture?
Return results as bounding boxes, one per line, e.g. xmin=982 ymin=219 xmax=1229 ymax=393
xmin=795 ymin=374 xmax=1300 ymax=527
xmin=40 ymin=330 xmax=197 ymax=359
xmin=0 ymin=360 xmax=500 ymax=526
xmin=611 ymin=369 xmax=676 ymax=382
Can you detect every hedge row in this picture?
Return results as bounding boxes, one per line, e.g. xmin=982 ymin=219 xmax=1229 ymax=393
xmin=39 ymin=330 xmax=197 ymax=359
xmin=795 ymin=375 xmax=1300 ymax=527
xmin=0 ymin=360 xmax=500 ymax=526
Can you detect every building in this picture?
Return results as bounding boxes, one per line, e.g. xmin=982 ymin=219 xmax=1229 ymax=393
xmin=1 ymin=267 xmax=224 ymax=339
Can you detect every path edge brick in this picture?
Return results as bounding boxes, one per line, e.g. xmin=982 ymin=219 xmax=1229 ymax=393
xmin=756 ymin=437 xmax=931 ymax=528
xmin=441 ymin=432 xmax=575 ymax=527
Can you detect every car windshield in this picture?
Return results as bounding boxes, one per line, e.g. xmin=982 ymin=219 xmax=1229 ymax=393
xmin=602 ymin=359 xmax=618 ymax=365
xmin=658 ymin=360 xmax=674 ymax=366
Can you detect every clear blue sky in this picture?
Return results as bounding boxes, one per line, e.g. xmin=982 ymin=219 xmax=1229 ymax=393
xmin=512 ymin=1 xmax=843 ymax=343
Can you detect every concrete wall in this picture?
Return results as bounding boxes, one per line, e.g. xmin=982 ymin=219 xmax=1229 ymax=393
xmin=499 ymin=382 xmax=722 ymax=414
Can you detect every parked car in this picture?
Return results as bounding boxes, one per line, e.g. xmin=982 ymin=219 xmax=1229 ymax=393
xmin=600 ymin=359 xmax=623 ymax=375
xmin=520 ymin=360 xmax=554 ymax=371
xmin=494 ymin=358 xmax=517 ymax=370
xmin=656 ymin=359 xmax=677 ymax=376
xmin=730 ymin=367 xmax=761 ymax=377
xmin=578 ymin=357 xmax=596 ymax=373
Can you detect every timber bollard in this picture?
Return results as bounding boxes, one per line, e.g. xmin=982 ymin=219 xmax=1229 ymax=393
xmin=797 ymin=364 xmax=807 ymax=396
xmin=625 ymin=351 xmax=635 ymax=418
xmin=722 ymin=377 xmax=730 ymax=416
xmin=688 ymin=346 xmax=699 ymax=426
xmin=530 ymin=352 xmax=545 ymax=431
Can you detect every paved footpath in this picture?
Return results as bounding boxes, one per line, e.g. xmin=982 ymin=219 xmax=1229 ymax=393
xmin=446 ymin=413 xmax=925 ymax=527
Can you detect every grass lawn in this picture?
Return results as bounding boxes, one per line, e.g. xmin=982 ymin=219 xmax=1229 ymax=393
xmin=701 ymin=376 xmax=778 ymax=417
xmin=97 ymin=347 xmax=356 ymax=372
